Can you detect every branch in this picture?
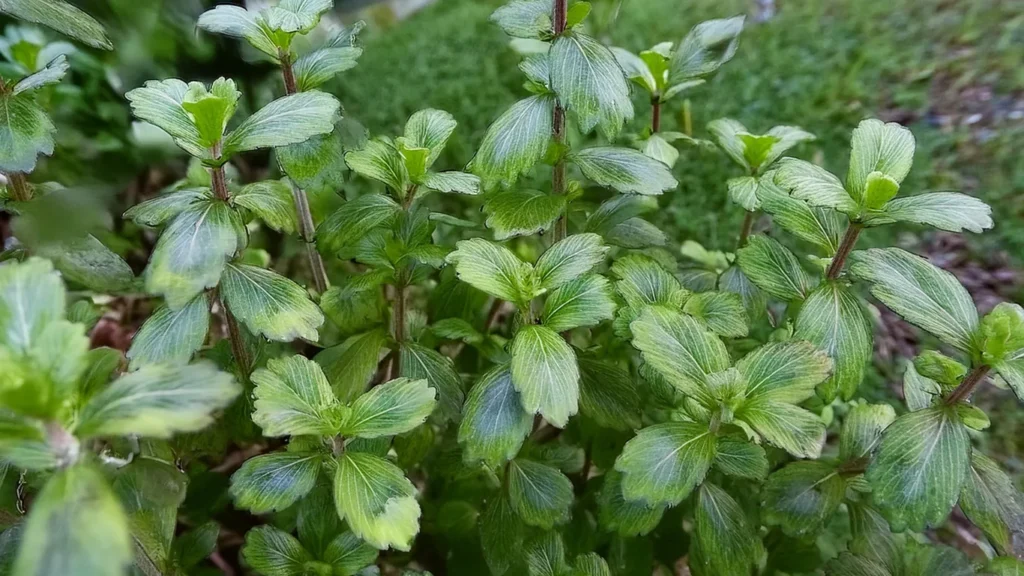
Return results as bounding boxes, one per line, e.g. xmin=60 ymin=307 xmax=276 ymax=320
xmin=945 ymin=364 xmax=991 ymax=405
xmin=826 ymin=222 xmax=864 ymax=280
xmin=551 ymin=0 xmax=569 ymax=242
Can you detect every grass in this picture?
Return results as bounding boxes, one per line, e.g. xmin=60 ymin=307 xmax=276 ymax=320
xmin=335 ymin=0 xmax=1023 ymax=256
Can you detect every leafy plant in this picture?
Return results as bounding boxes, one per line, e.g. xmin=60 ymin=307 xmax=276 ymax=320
xmin=0 ymin=0 xmax=1022 ymax=575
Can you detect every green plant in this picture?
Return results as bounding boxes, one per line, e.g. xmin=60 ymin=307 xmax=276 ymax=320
xmin=1 ymin=1 xmax=1023 ymax=575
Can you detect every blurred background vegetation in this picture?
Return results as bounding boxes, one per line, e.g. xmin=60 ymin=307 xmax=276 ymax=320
xmin=3 ymin=0 xmax=1023 ymax=557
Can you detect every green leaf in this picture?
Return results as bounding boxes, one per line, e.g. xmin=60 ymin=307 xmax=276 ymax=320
xmin=231 ymin=452 xmax=322 ymax=515
xmin=320 ymin=272 xmax=386 ymax=338
xmin=0 ymin=410 xmax=61 ymax=470
xmin=682 ymin=291 xmax=748 ymax=338
xmin=849 ymin=247 xmax=978 ymax=351
xmin=403 ymin=109 xmax=457 ymax=168
xmin=668 ymin=16 xmax=744 ymax=84
xmin=762 ymin=461 xmax=844 ymax=537
xmin=978 ymin=303 xmax=1024 ymax=365
xmin=13 ymin=464 xmax=130 ymax=576
xmin=718 ymin=265 xmax=767 ymax=322
xmin=490 ymin=0 xmax=553 ymax=39
xmin=737 ymin=398 xmax=825 ymax=458
xmin=614 ymin=421 xmax=716 ymax=506
xmin=418 ymin=171 xmax=481 ymax=195
xmin=565 ymin=1 xmax=592 ymax=29
xmin=323 ymin=531 xmax=378 ymax=575
xmin=458 ymin=365 xmax=532 ymax=468
xmin=610 ymin=254 xmax=682 ymax=309
xmin=758 ymin=178 xmax=844 ymax=255
xmin=988 ymin=557 xmax=1024 ymax=576
xmin=610 ymin=47 xmax=657 ymax=94
xmin=866 ymin=405 xmax=971 ymax=531
xmin=222 ymin=92 xmax=341 ymax=156
xmin=123 ymin=189 xmax=212 ymax=228
xmin=262 ymin=0 xmax=331 ymax=34
xmin=630 ymin=306 xmax=729 ymax=401
xmin=524 ymin=531 xmax=569 ymax=576
xmin=197 ymin=5 xmax=278 ymax=59
xmin=550 ymin=32 xmax=634 ymax=139
xmin=278 ymin=122 xmax=348 ymax=198
xmin=480 ymin=494 xmax=526 ymax=576
xmin=735 ymin=340 xmax=833 ymax=404
xmin=904 ymin=360 xmax=942 ymax=411
xmin=317 ymin=194 xmax=400 ymax=254
xmin=507 ymin=458 xmax=573 ymax=528
xmin=603 ymin=217 xmax=666 ymax=249
xmin=181 ymin=78 xmax=241 ymax=146
xmin=773 ymin=158 xmax=858 ymax=214
xmin=761 ymin=126 xmax=816 ymax=170
xmin=37 ymin=235 xmax=133 ymax=293
xmin=172 ymin=522 xmax=219 ymax=570
xmin=293 ymin=45 xmax=362 ymax=91
xmin=727 ymin=176 xmax=760 ymax=211
xmin=639 ymin=133 xmax=680 ymax=168
xmin=334 ymin=452 xmax=420 ymax=551
xmin=597 ymin=470 xmax=665 ymax=537
xmin=0 ymin=0 xmax=111 ymax=49
xmin=11 ymin=54 xmax=69 ymax=95
xmin=535 ymin=233 xmax=608 ymax=291
xmin=846 ymin=119 xmax=915 ymax=203
xmin=877 ymin=192 xmax=993 ymax=233
xmin=862 ymin=171 xmax=901 ymax=210
xmin=840 ymin=403 xmax=896 ymax=461
xmin=692 ymin=482 xmax=761 ymax=576
xmin=707 ymin=118 xmax=751 ymax=171
xmin=251 ymin=355 xmax=340 ymax=437
xmin=75 ymin=361 xmax=240 ymax=439
xmin=959 ymin=452 xmax=1024 ymax=556
xmin=570 ymin=147 xmax=678 ymax=195
xmin=315 ymin=329 xmax=388 ymax=402
xmin=794 ymin=282 xmax=873 ymax=401
xmin=0 ymin=92 xmax=57 ymax=173
xmin=469 ymin=95 xmax=554 ymax=184
xmin=578 ymin=357 xmax=641 ymax=431
xmin=713 ymin=434 xmax=768 ymax=480
xmin=483 ymin=190 xmax=566 ymax=240
xmin=399 ymin=342 xmax=465 ymax=424
xmin=446 ymin=238 xmax=536 ymax=304
xmin=510 ymin=324 xmax=580 ymax=428
xmin=232 ymin=180 xmax=298 ymax=234
xmin=144 ymin=199 xmax=242 ymax=310
xmin=736 ymin=235 xmax=815 ymax=301
xmin=220 ymin=263 xmax=324 ymax=342
xmin=343 ymin=377 xmax=435 ymax=438
xmin=241 ymin=525 xmax=312 ymax=576
xmin=126 ymin=293 xmax=209 ymax=370
xmin=125 ymin=80 xmax=206 ymax=158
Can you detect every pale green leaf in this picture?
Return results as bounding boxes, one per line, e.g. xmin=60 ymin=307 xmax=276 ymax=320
xmin=446 ymin=238 xmax=535 ymax=304
xmin=692 ymin=482 xmax=761 ymax=576
xmin=126 ymin=293 xmax=209 ymax=370
xmin=507 ymin=458 xmax=573 ymax=528
xmin=232 ymin=180 xmax=298 ymax=234
xmin=470 ymin=95 xmax=554 ymax=184
xmin=614 ymin=421 xmax=716 ymax=506
xmin=13 ymin=464 xmax=130 ymax=576
xmin=404 ymin=109 xmax=457 ymax=168
xmin=317 ymin=194 xmax=400 ymax=254
xmin=668 ymin=16 xmax=744 ymax=84
xmin=418 ymin=171 xmax=481 ymax=195
xmin=197 ymin=5 xmax=278 ymax=58
xmin=639 ymin=133 xmax=680 ymax=168
xmin=319 ymin=271 xmax=386 ymax=338
xmin=315 ymin=329 xmax=388 ymax=402
xmin=550 ymin=32 xmax=634 ymax=139
xmin=11 ymin=54 xmax=68 ymax=95
xmin=220 ymin=263 xmax=324 ymax=342
xmin=490 ymin=0 xmax=553 ymax=39
xmin=294 ymin=47 xmax=363 ymax=91
xmin=230 ymin=452 xmax=322 ymax=514
xmin=0 ymin=409 xmax=61 ymax=470
xmin=904 ymin=360 xmax=942 ymax=411
xmin=125 ymin=80 xmax=206 ymax=158
xmin=597 ymin=470 xmax=665 ymax=537
xmin=251 ymin=355 xmax=340 ymax=437
xmin=37 ymin=235 xmax=133 ymax=293
xmin=0 ymin=92 xmax=57 ymax=173
xmin=988 ymin=557 xmax=1024 ymax=576
xmin=610 ymin=254 xmax=682 ymax=309
xmin=75 ymin=361 xmax=240 ymax=439
xmin=727 ymin=176 xmax=759 ymax=211
xmin=278 ymin=123 xmax=348 ymax=197
xmin=762 ymin=461 xmax=844 ymax=537
xmin=535 ymin=233 xmax=608 ymax=290
xmin=736 ymin=235 xmax=815 ymax=301
xmin=344 ymin=138 xmax=408 ymax=192
xmin=123 ymin=189 xmax=212 ymax=228
xmin=334 ymin=452 xmax=420 ymax=551
xmin=866 ymin=405 xmax=971 ymax=531
xmin=578 ymin=357 xmax=640 ymax=431
xmin=0 ymin=0 xmax=111 ymax=49
xmin=794 ymin=282 xmax=873 ymax=401
xmin=846 ymin=119 xmax=915 ymax=203
xmin=144 ymin=199 xmax=242 ymax=310
xmin=604 ymin=217 xmax=666 ymax=249
xmin=849 ymin=247 xmax=978 ymax=351
xmin=713 ymin=434 xmax=768 ymax=480
xmin=758 ymin=178 xmax=844 ymax=255
xmin=343 ymin=377 xmax=435 ymax=438
xmin=735 ymin=340 xmax=832 ymax=404
xmin=959 ymin=452 xmax=1024 ymax=556
xmin=241 ymin=525 xmax=312 ymax=576
xmin=483 ymin=190 xmax=565 ymax=240
xmin=223 ymin=92 xmax=341 ymax=156
xmin=773 ymin=158 xmax=859 ymax=214
xmin=524 ymin=531 xmax=569 ymax=576
xmin=0 ymin=256 xmax=63 ymax=345
xmin=458 ymin=365 xmax=532 ymax=468
xmin=682 ymin=291 xmax=748 ymax=337
xmin=707 ymin=118 xmax=749 ymax=171
xmin=586 ymin=194 xmax=658 ymax=235
xmin=718 ymin=265 xmax=767 ymax=322
xmin=840 ymin=403 xmax=896 ymax=461
xmin=610 ymin=46 xmax=656 ymax=93
xmin=542 ymin=274 xmax=616 ymax=332
xmin=510 ymin=324 xmax=580 ymax=428
xmin=630 ymin=306 xmax=729 ymax=401
xmin=322 ymin=531 xmax=377 ymax=575
xmin=570 ymin=147 xmax=678 ymax=195
xmin=761 ymin=125 xmax=815 ymax=169
xmin=262 ymin=0 xmax=331 ymax=34
xmin=737 ymin=398 xmax=825 ymax=458
xmin=399 ymin=342 xmax=464 ymax=423
xmin=878 ymin=192 xmax=993 ymax=233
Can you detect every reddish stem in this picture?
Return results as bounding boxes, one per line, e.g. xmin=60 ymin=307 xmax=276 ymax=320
xmin=826 ymin=222 xmax=864 ymax=280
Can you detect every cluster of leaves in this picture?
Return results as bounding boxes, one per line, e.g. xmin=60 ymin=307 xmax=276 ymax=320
xmin=0 ymin=0 xmax=1023 ymax=575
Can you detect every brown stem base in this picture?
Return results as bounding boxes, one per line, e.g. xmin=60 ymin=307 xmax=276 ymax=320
xmin=945 ymin=365 xmax=991 ymax=405
xmin=826 ymin=222 xmax=864 ymax=280
xmin=738 ymin=211 xmax=755 ymax=248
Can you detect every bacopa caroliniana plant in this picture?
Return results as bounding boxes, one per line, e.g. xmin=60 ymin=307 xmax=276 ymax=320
xmin=0 ymin=0 xmax=1022 ymax=575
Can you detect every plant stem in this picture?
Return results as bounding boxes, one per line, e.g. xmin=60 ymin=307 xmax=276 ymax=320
xmin=551 ymin=0 xmax=568 ymax=243
xmin=837 ymin=456 xmax=869 ymax=477
xmin=279 ymin=50 xmax=330 ymax=294
xmin=208 ymin=162 xmax=252 ymax=378
xmin=484 ymin=298 xmax=505 ymax=332
xmin=738 ymin=210 xmax=755 ymax=248
xmin=945 ymin=365 xmax=991 ymax=405
xmin=389 ymin=185 xmax=419 ymax=377
xmin=651 ymin=97 xmax=661 ymax=133
xmin=682 ymin=98 xmax=692 ymax=136
xmin=5 ymin=172 xmax=31 ymax=202
xmin=826 ymin=222 xmax=864 ymax=280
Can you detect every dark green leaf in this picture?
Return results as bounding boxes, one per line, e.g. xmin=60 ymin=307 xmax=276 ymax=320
xmin=458 ymin=365 xmax=532 ymax=468
xmin=550 ymin=32 xmax=634 ymax=139
xmin=736 ymin=235 xmax=814 ymax=301
xmin=692 ymin=482 xmax=761 ymax=576
xmin=508 ymin=459 xmax=573 ymax=529
xmin=483 ymin=190 xmax=565 ymax=240
xmin=399 ymin=342 xmax=464 ymax=423
xmin=570 ymin=147 xmax=678 ymax=195
xmin=762 ymin=461 xmax=844 ymax=537
xmin=251 ymin=355 xmax=341 ymax=437
xmin=794 ymin=282 xmax=873 ymax=401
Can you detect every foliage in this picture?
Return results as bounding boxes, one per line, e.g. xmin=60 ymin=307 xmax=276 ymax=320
xmin=0 ymin=0 xmax=1020 ymax=575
